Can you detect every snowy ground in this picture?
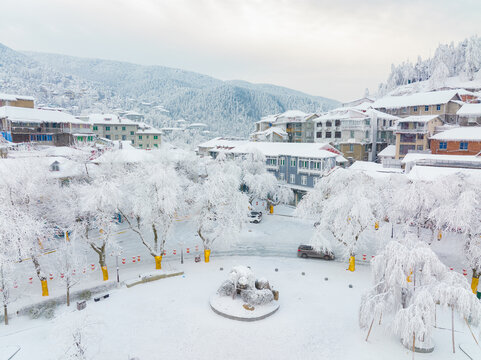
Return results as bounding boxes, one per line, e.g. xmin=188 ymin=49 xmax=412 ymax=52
xmin=1 ymin=256 xmax=478 ymax=360
xmin=1 ymin=206 xmax=478 ymax=359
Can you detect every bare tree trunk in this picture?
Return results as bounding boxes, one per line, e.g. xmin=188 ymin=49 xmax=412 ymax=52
xmin=4 ymin=304 xmax=8 ymax=325
xmin=412 ymin=332 xmax=415 ymax=360
xmin=452 ymin=306 xmax=455 ymax=353
xmin=365 ymin=318 xmax=374 ymax=342
xmin=67 ymin=286 xmax=70 ymax=307
xmin=31 ymin=255 xmax=46 ymax=281
xmin=464 ymin=317 xmax=480 ymax=347
xmin=379 ymin=311 xmax=383 ymax=325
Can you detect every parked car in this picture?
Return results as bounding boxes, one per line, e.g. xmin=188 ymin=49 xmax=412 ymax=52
xmin=297 ymin=245 xmax=334 ymax=260
xmin=249 ymin=211 xmax=262 ymax=223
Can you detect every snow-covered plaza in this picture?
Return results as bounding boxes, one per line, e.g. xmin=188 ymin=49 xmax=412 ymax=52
xmin=1 ymin=207 xmax=480 ymax=360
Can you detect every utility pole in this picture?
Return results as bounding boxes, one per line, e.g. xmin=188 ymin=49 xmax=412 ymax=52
xmin=116 ymin=255 xmax=119 ymax=283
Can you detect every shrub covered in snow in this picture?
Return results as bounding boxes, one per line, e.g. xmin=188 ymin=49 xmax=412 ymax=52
xmin=241 ymin=289 xmax=274 ymax=306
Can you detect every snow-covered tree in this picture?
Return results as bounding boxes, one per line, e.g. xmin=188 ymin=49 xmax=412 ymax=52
xmin=120 ymin=162 xmax=184 ymax=270
xmin=194 ymin=161 xmax=250 ymax=262
xmin=240 ymin=149 xmax=293 ymax=211
xmin=75 ymin=175 xmax=122 ymax=281
xmin=297 ymin=169 xmax=383 ymax=270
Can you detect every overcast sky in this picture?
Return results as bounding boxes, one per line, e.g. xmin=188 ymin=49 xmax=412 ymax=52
xmin=1 ymin=0 xmax=480 ymax=101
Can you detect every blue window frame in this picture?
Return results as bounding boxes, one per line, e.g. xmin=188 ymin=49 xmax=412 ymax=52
xmin=460 ymin=142 xmax=468 ymax=150
xmin=424 ymin=105 xmax=429 ymax=111
xmin=436 ymin=104 xmax=441 ymax=111
xmin=47 ymin=135 xmax=52 ymax=141
xmin=413 ymin=106 xmax=418 ymax=112
xmin=439 ymin=142 xmax=447 ymax=150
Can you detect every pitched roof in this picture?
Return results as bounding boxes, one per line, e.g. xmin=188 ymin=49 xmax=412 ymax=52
xmin=398 ymin=115 xmax=440 ymax=123
xmin=84 ymin=113 xmax=138 ymax=125
xmin=373 ymin=90 xmax=460 ymax=109
xmin=430 ymin=126 xmax=481 ymax=141
xmin=377 ymin=145 xmax=396 ymax=157
xmin=0 ymin=93 xmax=35 ymax=101
xmin=0 ymin=106 xmax=83 ymax=124
xmin=457 ymin=103 xmax=481 ymax=116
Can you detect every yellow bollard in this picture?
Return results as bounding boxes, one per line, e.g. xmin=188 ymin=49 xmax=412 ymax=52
xmin=155 ymin=255 xmax=162 ymax=270
xmin=204 ymin=249 xmax=211 ymax=263
xmin=437 ymin=230 xmax=442 ymax=240
xmin=65 ymin=231 xmax=70 ymax=241
xmin=471 ymin=277 xmax=479 ymax=294
xmin=101 ymin=266 xmax=109 ymax=281
xmin=374 ymin=221 xmax=379 ymax=230
xmin=269 ymin=205 xmax=273 ymax=214
xmin=348 ymin=256 xmax=355 ymax=272
xmin=41 ymin=279 xmax=49 ymax=296
xmin=407 ymin=270 xmax=413 ymax=283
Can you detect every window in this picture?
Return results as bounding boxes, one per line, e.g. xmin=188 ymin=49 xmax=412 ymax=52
xmin=115 ymin=135 xmax=119 ymax=140
xmin=350 ymin=130 xmax=354 ymax=138
xmin=460 ymin=142 xmax=468 ymax=150
xmin=301 ymin=176 xmax=307 ymax=186
xmin=122 ymin=126 xmax=126 ymax=131
xmin=299 ymin=160 xmax=309 ymax=169
xmin=424 ymin=105 xmax=429 ymax=112
xmin=267 ymin=158 xmax=277 ymax=166
xmin=349 ymin=144 xmax=354 ymax=152
xmin=436 ymin=104 xmax=441 ymax=111
xmin=316 ymin=131 xmax=322 ymax=138
xmin=290 ymin=159 xmax=296 ymax=167
xmin=313 ymin=177 xmax=319 ymax=186
xmin=131 ymin=139 xmax=134 ymax=144
xmin=146 ymin=135 xmax=150 ymax=139
xmin=335 ymin=131 xmax=341 ymax=138
xmin=154 ymin=144 xmax=158 ymax=148
xmin=289 ymin=174 xmax=296 ymax=183
xmin=325 ymin=131 xmax=332 ymax=138
xmin=154 ymin=135 xmax=158 ymax=139
xmin=93 ymin=125 xmax=98 ymax=131
xmin=439 ymin=141 xmax=447 ymax=150
xmin=279 ymin=173 xmax=285 ymax=181
xmin=115 ymin=126 xmax=118 ymax=130
xmin=365 ymin=130 xmax=370 ymax=139
xmin=139 ymin=144 xmax=143 ymax=148
xmin=383 ymin=120 xmax=386 ymax=127
xmin=279 ymin=158 xmax=285 ymax=166
xmin=413 ymin=106 xmax=418 ymax=112
xmin=313 ymin=161 xmax=321 ymax=170
xmin=130 ymin=131 xmax=134 ymax=135
xmin=106 ymin=135 xmax=111 ymax=139
xmin=106 ymin=126 xmax=110 ymax=131
xmin=417 ymin=145 xmax=423 ymax=150
xmin=47 ymin=135 xmax=52 ymax=141
xmin=316 ymin=122 xmax=322 ymax=127
xmin=335 ymin=120 xmax=341 ymax=127
xmin=122 ymin=135 xmax=126 ymax=140
xmin=326 ymin=121 xmax=332 ymax=127
xmin=138 ymin=135 xmax=143 ymax=140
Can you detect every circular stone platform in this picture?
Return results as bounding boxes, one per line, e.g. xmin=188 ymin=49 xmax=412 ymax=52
xmin=210 ymin=294 xmax=280 ymax=321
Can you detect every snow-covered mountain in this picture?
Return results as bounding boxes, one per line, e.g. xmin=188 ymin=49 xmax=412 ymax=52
xmin=0 ymin=43 xmax=339 ymax=136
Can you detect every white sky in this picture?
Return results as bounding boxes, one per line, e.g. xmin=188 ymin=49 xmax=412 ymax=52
xmin=1 ymin=0 xmax=480 ymax=102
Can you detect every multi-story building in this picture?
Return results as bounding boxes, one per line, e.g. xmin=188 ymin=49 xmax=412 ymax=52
xmin=394 ymin=115 xmax=443 ymax=159
xmin=0 ymin=93 xmax=35 ymax=108
xmin=135 ymin=123 xmax=163 ymax=149
xmin=251 ymin=110 xmax=318 ymax=143
xmin=372 ymin=90 xmax=463 ymax=124
xmin=198 ymin=139 xmax=347 ymax=204
xmin=0 ymin=106 xmax=92 ymax=146
xmin=430 ymin=127 xmax=481 ymax=156
xmin=84 ymin=114 xmax=139 ymax=143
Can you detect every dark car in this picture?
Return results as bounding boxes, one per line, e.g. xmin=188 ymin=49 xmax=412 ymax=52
xmin=297 ymin=245 xmax=335 ymax=260
xmin=249 ymin=211 xmax=262 ymax=224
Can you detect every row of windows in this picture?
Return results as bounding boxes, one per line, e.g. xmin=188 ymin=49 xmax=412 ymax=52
xmin=438 ymin=141 xmax=469 ymax=150
xmin=317 ymin=131 xmax=370 ymax=139
xmin=30 ymin=134 xmax=52 ymax=142
xmin=279 ymin=173 xmax=310 ymax=186
xmin=413 ymin=105 xmax=442 ymax=112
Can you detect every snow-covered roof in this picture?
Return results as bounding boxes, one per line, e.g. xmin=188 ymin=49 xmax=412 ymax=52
xmin=0 ymin=93 xmax=35 ymax=101
xmin=136 ymin=122 xmax=162 ymax=135
xmin=430 ymin=127 xmax=481 ymax=141
xmin=187 ymin=123 xmax=208 ymax=128
xmin=348 ymin=161 xmax=404 ymax=178
xmin=457 ymin=103 xmax=481 ymax=116
xmin=402 ymin=153 xmax=481 ymax=165
xmin=353 ymin=101 xmax=373 ymax=111
xmin=407 ymin=165 xmax=481 ymax=181
xmin=377 ymin=145 xmax=396 ymax=158
xmin=366 ymin=109 xmax=400 ymax=121
xmin=197 ymin=137 xmax=249 ymax=150
xmin=223 ymin=142 xmax=343 ymax=159
xmin=398 ymin=115 xmax=440 ymax=123
xmin=316 ymin=108 xmax=367 ymax=121
xmin=373 ymin=90 xmax=460 ymax=109
xmin=251 ymin=127 xmax=288 ymax=137
xmin=0 ymin=106 xmax=83 ymax=124
xmin=83 ymin=113 xmax=138 ymax=125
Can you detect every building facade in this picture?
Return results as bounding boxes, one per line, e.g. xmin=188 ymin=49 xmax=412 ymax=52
xmin=0 ymin=94 xmax=35 ymax=109
xmin=430 ymin=127 xmax=481 ymax=156
xmin=394 ymin=115 xmax=443 ymax=159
